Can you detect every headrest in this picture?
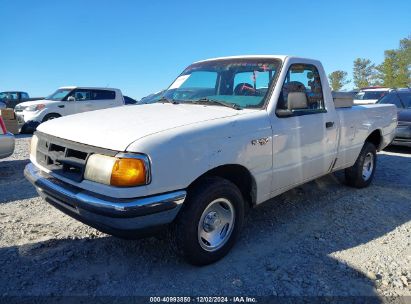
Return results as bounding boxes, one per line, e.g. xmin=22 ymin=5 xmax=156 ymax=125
xmin=288 ymin=92 xmax=307 ymax=110
xmin=283 ymin=81 xmax=305 ymax=93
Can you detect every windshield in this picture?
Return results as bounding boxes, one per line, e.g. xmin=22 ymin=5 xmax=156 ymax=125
xmin=354 ymin=91 xmax=386 ymax=100
xmin=45 ymin=89 xmax=73 ymax=101
xmin=162 ymin=59 xmax=280 ymax=109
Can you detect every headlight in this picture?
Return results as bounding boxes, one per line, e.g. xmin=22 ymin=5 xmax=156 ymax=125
xmin=26 ymin=104 xmax=46 ymax=111
xmin=30 ymin=135 xmax=38 ymax=159
xmin=84 ymin=153 xmax=150 ymax=187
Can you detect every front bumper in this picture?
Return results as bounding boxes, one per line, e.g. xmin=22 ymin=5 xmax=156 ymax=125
xmin=24 ymin=163 xmax=186 ymax=238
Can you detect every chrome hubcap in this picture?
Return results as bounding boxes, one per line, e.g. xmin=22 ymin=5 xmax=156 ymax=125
xmin=362 ymin=152 xmax=374 ymax=181
xmin=198 ymin=198 xmax=235 ymax=252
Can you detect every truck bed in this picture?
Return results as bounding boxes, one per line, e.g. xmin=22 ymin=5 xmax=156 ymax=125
xmin=334 ymin=104 xmax=397 ymax=170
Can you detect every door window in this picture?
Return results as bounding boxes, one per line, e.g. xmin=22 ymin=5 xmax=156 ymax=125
xmin=69 ymin=89 xmax=90 ymax=101
xmin=277 ymin=64 xmax=325 ymax=116
xmin=8 ymin=93 xmax=18 ymax=100
xmin=91 ymin=90 xmax=116 ymax=100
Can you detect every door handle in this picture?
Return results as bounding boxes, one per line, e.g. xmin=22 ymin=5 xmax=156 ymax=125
xmin=326 ymin=121 xmax=334 ymax=128
xmin=58 ymin=105 xmax=65 ymax=108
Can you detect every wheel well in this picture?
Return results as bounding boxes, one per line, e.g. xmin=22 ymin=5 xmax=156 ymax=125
xmin=365 ymin=129 xmax=382 ymax=150
xmin=189 ymin=164 xmax=257 ymax=207
xmin=42 ymin=113 xmax=61 ymax=122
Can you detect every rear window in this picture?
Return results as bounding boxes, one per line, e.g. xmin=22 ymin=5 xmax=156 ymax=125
xmin=378 ymin=93 xmax=403 ymax=108
xmin=355 ymin=91 xmax=387 ymax=100
xmin=91 ymin=90 xmax=116 ymax=100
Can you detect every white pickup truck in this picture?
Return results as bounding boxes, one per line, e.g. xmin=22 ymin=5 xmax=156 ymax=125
xmin=25 ymin=56 xmax=397 ymax=265
xmin=15 ymin=86 xmax=125 ymax=132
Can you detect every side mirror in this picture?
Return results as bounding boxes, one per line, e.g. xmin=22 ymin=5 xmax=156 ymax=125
xmin=67 ymin=96 xmax=75 ymax=102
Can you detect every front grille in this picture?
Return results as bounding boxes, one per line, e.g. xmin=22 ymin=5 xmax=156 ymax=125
xmin=35 ymin=132 xmax=117 ymax=182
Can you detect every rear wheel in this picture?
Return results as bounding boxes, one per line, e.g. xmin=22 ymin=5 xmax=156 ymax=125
xmin=171 ymin=177 xmax=245 ymax=265
xmin=345 ymin=142 xmax=377 ymax=188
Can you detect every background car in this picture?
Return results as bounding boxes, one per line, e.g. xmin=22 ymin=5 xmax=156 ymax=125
xmin=0 ymin=116 xmax=15 ymax=159
xmin=353 ymin=87 xmax=390 ymax=105
xmin=377 ymin=88 xmax=411 ymax=147
xmin=0 ymin=102 xmax=6 ymax=109
xmin=0 ymin=91 xmax=40 ymax=109
xmin=123 ymin=96 xmax=138 ymax=105
xmin=15 ymin=86 xmax=125 ymax=133
xmin=137 ymin=90 xmax=165 ymax=104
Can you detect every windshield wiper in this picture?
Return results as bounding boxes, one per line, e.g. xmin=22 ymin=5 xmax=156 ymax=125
xmin=157 ymin=97 xmax=179 ymax=104
xmin=191 ymin=98 xmax=242 ymax=110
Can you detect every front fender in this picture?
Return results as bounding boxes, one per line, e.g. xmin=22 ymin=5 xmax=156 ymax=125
xmin=127 ymin=111 xmax=273 ymax=204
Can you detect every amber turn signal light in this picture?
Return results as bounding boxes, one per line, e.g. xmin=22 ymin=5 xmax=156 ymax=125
xmin=110 ymin=158 xmax=147 ymax=187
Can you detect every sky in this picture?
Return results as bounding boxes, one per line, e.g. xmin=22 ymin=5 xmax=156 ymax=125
xmin=1 ymin=0 xmax=410 ymax=99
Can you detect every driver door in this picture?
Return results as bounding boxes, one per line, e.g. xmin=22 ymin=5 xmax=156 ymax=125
xmin=270 ymin=63 xmax=338 ymax=193
xmin=64 ymin=89 xmax=92 ymax=115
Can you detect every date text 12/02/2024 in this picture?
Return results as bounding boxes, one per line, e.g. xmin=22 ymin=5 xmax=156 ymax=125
xmin=149 ymin=297 xmax=257 ymax=303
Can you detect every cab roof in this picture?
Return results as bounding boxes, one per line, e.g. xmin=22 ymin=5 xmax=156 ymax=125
xmin=58 ymin=86 xmax=120 ymax=91
xmin=193 ymin=55 xmax=289 ymax=63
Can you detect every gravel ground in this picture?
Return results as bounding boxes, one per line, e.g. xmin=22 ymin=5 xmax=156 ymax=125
xmin=0 ymin=135 xmax=410 ymax=300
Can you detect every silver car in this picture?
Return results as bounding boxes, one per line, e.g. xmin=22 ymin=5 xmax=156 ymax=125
xmin=0 ymin=116 xmax=15 ymax=159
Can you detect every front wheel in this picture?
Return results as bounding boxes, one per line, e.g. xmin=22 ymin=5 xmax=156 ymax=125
xmin=171 ymin=177 xmax=245 ymax=265
xmin=345 ymin=142 xmax=377 ymax=188
xmin=42 ymin=113 xmax=61 ymax=122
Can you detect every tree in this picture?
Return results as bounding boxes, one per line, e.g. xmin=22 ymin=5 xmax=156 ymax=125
xmin=376 ymin=35 xmax=411 ymax=88
xmin=353 ymin=58 xmax=377 ymax=89
xmin=328 ymin=70 xmax=350 ymax=91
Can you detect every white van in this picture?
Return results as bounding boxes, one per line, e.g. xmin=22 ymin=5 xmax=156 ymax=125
xmin=15 ymin=86 xmax=125 ymax=130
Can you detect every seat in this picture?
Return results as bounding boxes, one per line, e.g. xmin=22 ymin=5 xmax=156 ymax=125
xmin=75 ymin=93 xmax=84 ymax=100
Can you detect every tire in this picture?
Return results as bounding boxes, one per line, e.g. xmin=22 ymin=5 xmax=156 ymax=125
xmin=42 ymin=113 xmax=61 ymax=122
xmin=345 ymin=142 xmax=377 ymax=188
xmin=20 ymin=121 xmax=40 ymax=134
xmin=171 ymin=177 xmax=245 ymax=266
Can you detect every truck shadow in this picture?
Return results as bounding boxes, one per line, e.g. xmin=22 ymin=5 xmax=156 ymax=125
xmin=0 ymin=153 xmax=410 ymax=298
xmin=0 ymin=159 xmax=37 ymax=203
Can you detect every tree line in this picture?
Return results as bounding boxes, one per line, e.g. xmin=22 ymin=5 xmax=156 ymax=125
xmin=328 ymin=35 xmax=411 ymax=91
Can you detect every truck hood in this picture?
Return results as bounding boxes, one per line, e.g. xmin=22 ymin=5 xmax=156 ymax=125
xmin=37 ymin=103 xmax=251 ymax=151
